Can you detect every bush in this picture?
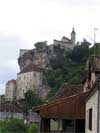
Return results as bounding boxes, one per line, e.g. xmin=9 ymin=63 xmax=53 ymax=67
xmin=0 ymin=119 xmax=28 ymax=133
xmin=0 ymin=120 xmax=8 ymax=133
xmin=28 ymin=123 xmax=38 ymax=133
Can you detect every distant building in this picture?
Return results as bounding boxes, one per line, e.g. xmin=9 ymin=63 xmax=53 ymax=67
xmin=53 ymin=28 xmax=76 ymax=49
xmin=16 ymin=64 xmax=49 ymax=100
xmin=5 ymin=80 xmax=16 ymax=101
xmin=0 ymin=103 xmax=23 ymax=120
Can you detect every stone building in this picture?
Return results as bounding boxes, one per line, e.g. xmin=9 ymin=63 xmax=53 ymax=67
xmin=16 ymin=64 xmax=49 ymax=100
xmin=5 ymin=80 xmax=16 ymax=101
xmin=53 ymin=28 xmax=76 ymax=49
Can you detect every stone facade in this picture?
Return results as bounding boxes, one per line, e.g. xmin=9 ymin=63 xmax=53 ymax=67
xmin=16 ymin=65 xmax=49 ymax=100
xmin=16 ymin=71 xmax=42 ymax=99
xmin=5 ymin=80 xmax=16 ymax=101
xmin=85 ymin=90 xmax=98 ymax=133
xmin=53 ymin=28 xmax=76 ymax=49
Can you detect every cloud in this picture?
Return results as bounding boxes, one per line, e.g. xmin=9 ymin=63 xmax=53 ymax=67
xmin=0 ymin=84 xmax=5 ymax=95
xmin=0 ymin=34 xmax=32 ymax=94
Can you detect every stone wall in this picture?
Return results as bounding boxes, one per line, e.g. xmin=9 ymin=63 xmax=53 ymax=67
xmin=5 ymin=80 xmax=16 ymax=101
xmin=16 ymin=71 xmax=42 ymax=99
xmin=85 ymin=90 xmax=98 ymax=133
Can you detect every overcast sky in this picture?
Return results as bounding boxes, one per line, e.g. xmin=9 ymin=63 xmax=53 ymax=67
xmin=0 ymin=0 xmax=100 ymax=94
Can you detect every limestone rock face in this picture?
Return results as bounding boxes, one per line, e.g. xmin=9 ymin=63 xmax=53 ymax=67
xmin=18 ymin=47 xmax=52 ymax=71
xmin=17 ymin=46 xmax=53 ymax=99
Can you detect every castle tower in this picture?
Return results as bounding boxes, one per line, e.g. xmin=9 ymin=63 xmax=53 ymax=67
xmin=71 ymin=27 xmax=76 ymax=46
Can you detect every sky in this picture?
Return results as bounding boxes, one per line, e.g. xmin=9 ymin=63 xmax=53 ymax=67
xmin=0 ymin=0 xmax=100 ymax=94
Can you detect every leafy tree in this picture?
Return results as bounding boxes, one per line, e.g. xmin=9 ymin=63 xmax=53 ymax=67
xmin=69 ymin=39 xmax=90 ymax=63
xmin=28 ymin=123 xmax=38 ymax=133
xmin=0 ymin=120 xmax=7 ymax=133
xmin=0 ymin=119 xmax=28 ymax=133
xmin=34 ymin=41 xmax=47 ymax=49
xmin=24 ymin=90 xmax=44 ymax=109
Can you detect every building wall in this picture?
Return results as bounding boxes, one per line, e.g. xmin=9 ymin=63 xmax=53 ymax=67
xmin=5 ymin=81 xmax=16 ymax=101
xmin=90 ymin=73 xmax=96 ymax=88
xmin=54 ymin=40 xmax=73 ymax=49
xmin=83 ymin=72 xmax=96 ymax=92
xmin=0 ymin=112 xmax=23 ymax=120
xmin=85 ymin=90 xmax=98 ymax=133
xmin=16 ymin=71 xmax=43 ymax=100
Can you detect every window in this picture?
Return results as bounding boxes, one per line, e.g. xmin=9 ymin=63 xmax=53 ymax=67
xmin=89 ymin=108 xmax=92 ymax=130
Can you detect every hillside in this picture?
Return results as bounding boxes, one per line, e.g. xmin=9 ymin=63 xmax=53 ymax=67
xmin=45 ymin=40 xmax=100 ymax=99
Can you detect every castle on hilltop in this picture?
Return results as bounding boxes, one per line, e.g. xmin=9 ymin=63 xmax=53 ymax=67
xmin=53 ymin=27 xmax=76 ymax=49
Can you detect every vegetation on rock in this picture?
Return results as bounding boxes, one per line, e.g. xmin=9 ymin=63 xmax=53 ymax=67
xmin=46 ymin=40 xmax=100 ymax=99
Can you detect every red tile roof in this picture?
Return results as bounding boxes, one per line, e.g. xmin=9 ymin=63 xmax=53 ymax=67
xmin=6 ymin=80 xmax=16 ymax=85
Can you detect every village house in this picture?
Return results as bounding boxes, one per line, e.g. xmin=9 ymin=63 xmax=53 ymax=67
xmin=84 ymin=56 xmax=100 ymax=133
xmin=16 ymin=64 xmax=49 ymax=100
xmin=5 ymin=79 xmax=16 ymax=101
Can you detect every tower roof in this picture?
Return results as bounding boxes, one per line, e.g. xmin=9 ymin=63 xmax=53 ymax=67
xmin=71 ymin=27 xmax=75 ymax=34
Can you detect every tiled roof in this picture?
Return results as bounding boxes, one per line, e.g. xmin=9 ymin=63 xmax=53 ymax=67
xmin=6 ymin=80 xmax=16 ymax=85
xmin=53 ymin=83 xmax=83 ymax=101
xmin=0 ymin=104 xmax=23 ymax=113
xmin=18 ymin=64 xmax=44 ymax=75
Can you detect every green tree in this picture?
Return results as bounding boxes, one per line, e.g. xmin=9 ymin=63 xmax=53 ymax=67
xmin=69 ymin=39 xmax=90 ymax=63
xmin=0 ymin=119 xmax=28 ymax=133
xmin=28 ymin=123 xmax=38 ymax=133
xmin=24 ymin=90 xmax=44 ymax=109
xmin=34 ymin=41 xmax=47 ymax=49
